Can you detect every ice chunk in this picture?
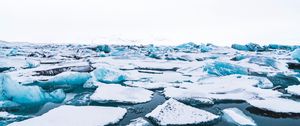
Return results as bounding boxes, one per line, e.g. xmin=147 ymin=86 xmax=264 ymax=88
xmin=292 ymin=48 xmax=300 ymax=62
xmin=0 ymin=100 xmax=20 ymax=109
xmin=175 ymin=42 xmax=212 ymax=53
xmin=90 ymin=84 xmax=153 ymax=104
xmin=93 ymin=67 xmax=128 ymax=83
xmin=286 ymin=85 xmax=300 ymax=96
xmin=8 ymin=105 xmax=127 ymax=126
xmin=248 ymin=98 xmax=300 ymax=113
xmin=23 ymin=59 xmax=40 ymax=69
xmin=232 ymin=44 xmax=249 ymax=51
xmin=267 ymin=73 xmax=300 ymax=88
xmin=95 ymin=44 xmax=111 ymax=53
xmin=248 ymin=56 xmax=278 ymax=69
xmin=268 ymin=44 xmax=294 ymax=50
xmin=232 ymin=43 xmax=265 ymax=52
xmin=0 ymin=74 xmax=65 ymax=105
xmin=127 ymin=117 xmax=152 ymax=126
xmin=6 ymin=48 xmax=18 ymax=56
xmin=231 ymin=55 xmax=247 ymax=61
xmin=204 ymin=62 xmax=248 ymax=76
xmin=37 ymin=72 xmax=91 ymax=89
xmin=145 ymin=99 xmax=219 ymax=125
xmin=222 ymin=108 xmax=256 ymax=126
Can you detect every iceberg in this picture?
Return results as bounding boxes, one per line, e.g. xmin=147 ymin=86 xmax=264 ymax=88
xmin=286 ymin=85 xmax=300 ymax=96
xmin=90 ymin=84 xmax=153 ymax=104
xmin=292 ymin=48 xmax=300 ymax=62
xmin=145 ymin=99 xmax=219 ymax=125
xmin=37 ymin=72 xmax=91 ymax=89
xmin=8 ymin=105 xmax=127 ymax=126
xmin=93 ymin=67 xmax=128 ymax=83
xmin=222 ymin=108 xmax=256 ymax=126
xmin=248 ymin=98 xmax=300 ymax=113
xmin=0 ymin=74 xmax=65 ymax=105
xmin=204 ymin=62 xmax=248 ymax=76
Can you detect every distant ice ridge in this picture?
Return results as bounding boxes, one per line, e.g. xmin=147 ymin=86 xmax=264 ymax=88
xmin=0 ymin=74 xmax=65 ymax=106
xmin=8 ymin=105 xmax=127 ymax=126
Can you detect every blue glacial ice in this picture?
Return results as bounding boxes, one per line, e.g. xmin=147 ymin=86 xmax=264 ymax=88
xmin=204 ymin=62 xmax=248 ymax=76
xmin=0 ymin=74 xmax=65 ymax=106
xmin=93 ymin=67 xmax=128 ymax=83
xmin=232 ymin=43 xmax=266 ymax=52
xmin=37 ymin=72 xmax=91 ymax=89
xmin=292 ymin=48 xmax=300 ymax=62
xmin=248 ymin=56 xmax=278 ymax=69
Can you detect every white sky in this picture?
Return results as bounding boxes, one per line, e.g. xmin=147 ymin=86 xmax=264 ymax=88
xmin=0 ymin=0 xmax=300 ymax=46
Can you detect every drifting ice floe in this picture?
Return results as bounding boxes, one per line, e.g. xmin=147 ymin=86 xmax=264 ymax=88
xmin=222 ymin=108 xmax=256 ymax=126
xmin=164 ymin=75 xmax=281 ymax=103
xmin=0 ymin=74 xmax=65 ymax=105
xmin=8 ymin=105 xmax=127 ymax=126
xmin=90 ymin=84 xmax=153 ymax=104
xmin=146 ymin=99 xmax=219 ymax=125
xmin=247 ymin=98 xmax=300 ymax=113
xmin=286 ymin=85 xmax=300 ymax=96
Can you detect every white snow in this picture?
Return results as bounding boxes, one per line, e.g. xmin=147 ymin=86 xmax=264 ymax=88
xmin=145 ymin=99 xmax=219 ymax=125
xmin=8 ymin=105 xmax=127 ymax=126
xmin=222 ymin=108 xmax=256 ymax=126
xmin=248 ymin=98 xmax=300 ymax=113
xmin=286 ymin=85 xmax=300 ymax=96
xmin=90 ymin=84 xmax=153 ymax=104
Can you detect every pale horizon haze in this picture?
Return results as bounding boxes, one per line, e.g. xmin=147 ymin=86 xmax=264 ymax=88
xmin=1 ymin=0 xmax=300 ymax=46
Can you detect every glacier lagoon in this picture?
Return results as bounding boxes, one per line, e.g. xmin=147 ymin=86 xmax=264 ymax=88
xmin=1 ymin=41 xmax=300 ymax=126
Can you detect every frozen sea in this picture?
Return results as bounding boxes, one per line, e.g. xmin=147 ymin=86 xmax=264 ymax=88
xmin=1 ymin=41 xmax=300 ymax=126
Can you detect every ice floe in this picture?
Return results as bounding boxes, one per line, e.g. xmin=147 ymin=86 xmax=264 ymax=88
xmin=145 ymin=99 xmax=219 ymax=125
xmin=222 ymin=108 xmax=256 ymax=126
xmin=286 ymin=85 xmax=300 ymax=96
xmin=90 ymin=84 xmax=153 ymax=104
xmin=8 ymin=105 xmax=127 ymax=126
xmin=164 ymin=75 xmax=281 ymax=103
xmin=248 ymin=98 xmax=300 ymax=113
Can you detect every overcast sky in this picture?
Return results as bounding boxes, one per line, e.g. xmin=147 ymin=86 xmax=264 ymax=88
xmin=0 ymin=0 xmax=300 ymax=46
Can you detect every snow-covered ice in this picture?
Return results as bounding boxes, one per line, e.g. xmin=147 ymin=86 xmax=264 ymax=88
xmin=8 ymin=105 xmax=127 ymax=126
xmin=145 ymin=99 xmax=219 ymax=125
xmin=222 ymin=108 xmax=256 ymax=126
xmin=248 ymin=98 xmax=300 ymax=113
xmin=90 ymin=84 xmax=153 ymax=104
xmin=286 ymin=85 xmax=300 ymax=96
